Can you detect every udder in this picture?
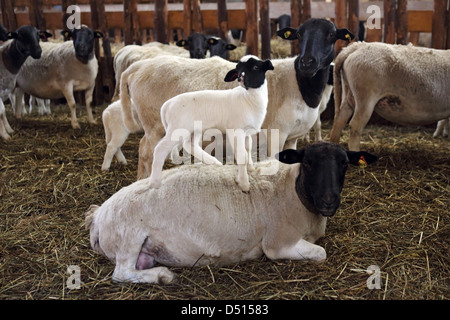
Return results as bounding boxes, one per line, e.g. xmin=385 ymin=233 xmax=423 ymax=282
xmin=135 ymin=252 xmax=155 ymax=270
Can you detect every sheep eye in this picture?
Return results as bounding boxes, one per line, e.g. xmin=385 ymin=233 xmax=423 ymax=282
xmin=253 ymin=65 xmax=260 ymax=71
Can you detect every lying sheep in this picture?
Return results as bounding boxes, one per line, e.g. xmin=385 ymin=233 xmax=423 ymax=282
xmin=148 ymin=55 xmax=274 ymax=192
xmin=330 ymin=42 xmax=450 ymax=151
xmin=85 ymin=142 xmax=378 ymax=284
xmin=14 ymin=26 xmax=103 ymax=129
xmin=0 ymin=26 xmax=48 ymax=139
xmin=120 ymin=19 xmax=353 ymax=179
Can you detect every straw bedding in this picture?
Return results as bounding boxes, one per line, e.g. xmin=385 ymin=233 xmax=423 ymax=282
xmin=0 ymin=103 xmax=448 ymax=300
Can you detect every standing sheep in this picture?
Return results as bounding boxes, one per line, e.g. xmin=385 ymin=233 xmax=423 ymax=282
xmin=120 ymin=19 xmax=354 ymax=179
xmin=330 ymin=42 xmax=450 ymax=151
xmin=0 ymin=26 xmax=48 ymax=140
xmin=148 ymin=55 xmax=274 ymax=192
xmin=14 ymin=26 xmax=103 ymax=129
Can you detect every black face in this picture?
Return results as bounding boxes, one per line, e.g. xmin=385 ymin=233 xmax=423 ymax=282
xmin=277 ymin=18 xmax=354 ymax=77
xmin=14 ymin=26 xmax=43 ymax=59
xmin=224 ymin=57 xmax=274 ymax=89
xmin=277 ymin=143 xmax=378 ymax=217
xmin=63 ymin=28 xmax=103 ymax=63
xmin=176 ymin=32 xmax=209 ymax=59
xmin=208 ymin=38 xmax=236 ymax=58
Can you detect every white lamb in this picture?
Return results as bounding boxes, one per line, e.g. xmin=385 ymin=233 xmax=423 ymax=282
xmin=148 ymin=55 xmax=274 ymax=192
xmin=101 ymin=100 xmax=142 ymax=171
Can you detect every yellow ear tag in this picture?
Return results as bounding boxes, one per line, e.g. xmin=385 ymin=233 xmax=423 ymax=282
xmin=358 ymin=155 xmax=368 ymax=169
xmin=345 ymin=33 xmax=352 ymax=41
xmin=284 ymin=30 xmax=292 ymax=39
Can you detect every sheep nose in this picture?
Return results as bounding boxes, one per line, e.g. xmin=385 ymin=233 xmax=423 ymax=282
xmin=322 ymin=193 xmax=337 ymax=206
xmin=300 ymin=56 xmax=315 ymax=67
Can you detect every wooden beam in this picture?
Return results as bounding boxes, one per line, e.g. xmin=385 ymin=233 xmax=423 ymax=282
xmin=384 ymin=0 xmax=396 ymax=43
xmin=432 ymin=0 xmax=447 ymax=49
xmin=154 ymin=0 xmax=168 ymax=44
xmin=260 ymin=0 xmax=270 ymax=60
xmin=192 ymin=0 xmax=202 ymax=33
xmin=183 ymin=0 xmax=192 ymax=37
xmin=217 ymin=0 xmax=228 ymax=40
xmin=396 ymin=0 xmax=408 ymax=45
xmin=245 ymin=0 xmax=258 ymax=56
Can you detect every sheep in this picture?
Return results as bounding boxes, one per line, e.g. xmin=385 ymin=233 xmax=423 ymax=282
xmin=120 ymin=18 xmax=354 ymax=179
xmin=0 ymin=24 xmax=8 ymax=41
xmin=0 ymin=26 xmax=48 ymax=140
xmin=148 ymin=55 xmax=274 ymax=192
xmin=207 ymin=36 xmax=236 ymax=59
xmin=176 ymin=32 xmax=214 ymax=59
xmin=85 ymin=142 xmax=378 ymax=284
xmin=330 ymin=41 xmax=450 ymax=151
xmin=111 ymin=42 xmax=189 ymax=102
xmin=14 ymin=26 xmax=103 ymax=129
xmin=101 ymin=100 xmax=142 ymax=171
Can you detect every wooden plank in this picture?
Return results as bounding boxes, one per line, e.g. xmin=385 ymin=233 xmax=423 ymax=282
xmin=396 ymin=0 xmax=408 ymax=44
xmin=217 ymin=0 xmax=228 ymax=40
xmin=192 ymin=0 xmax=202 ymax=33
xmin=245 ymin=0 xmax=258 ymax=56
xmin=384 ymin=0 xmax=396 ymax=43
xmin=432 ymin=0 xmax=447 ymax=49
xmin=348 ymin=0 xmax=360 ymax=40
xmin=183 ymin=0 xmax=191 ymax=37
xmin=260 ymin=0 xmax=270 ymax=60
xmin=154 ymin=0 xmax=168 ymax=44
xmin=408 ymin=11 xmax=432 ymax=32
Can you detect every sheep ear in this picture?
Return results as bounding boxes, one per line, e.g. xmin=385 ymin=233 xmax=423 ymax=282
xmin=226 ymin=44 xmax=236 ymax=51
xmin=276 ymin=149 xmax=305 ymax=164
xmin=336 ymin=28 xmax=355 ymax=41
xmin=61 ymin=30 xmax=72 ymax=39
xmin=94 ymin=31 xmax=104 ymax=38
xmin=176 ymin=39 xmax=187 ymax=47
xmin=263 ymin=60 xmax=274 ymax=71
xmin=276 ymin=27 xmax=297 ymax=40
xmin=7 ymin=31 xmax=18 ymax=39
xmin=207 ymin=37 xmax=218 ymax=45
xmin=346 ymin=151 xmax=378 ymax=167
xmin=39 ymin=31 xmax=52 ymax=39
xmin=224 ymin=69 xmax=238 ymax=82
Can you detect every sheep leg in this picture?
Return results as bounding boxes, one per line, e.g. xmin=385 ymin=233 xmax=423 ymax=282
xmin=0 ymin=99 xmax=12 ymax=140
xmin=264 ymin=238 xmax=326 ymax=262
xmin=231 ymin=132 xmax=250 ymax=193
xmin=330 ymin=84 xmax=354 ymax=144
xmin=186 ymin=132 xmax=223 ymax=166
xmin=148 ymin=135 xmax=179 ymax=188
xmin=13 ymin=88 xmax=26 ymax=119
xmin=61 ymin=83 xmax=80 ymax=129
xmin=347 ymin=96 xmax=377 ymax=151
xmin=112 ymin=243 xmax=174 ymax=284
xmin=84 ymin=85 xmax=97 ymax=125
xmin=312 ymin=115 xmax=323 ymax=142
xmin=101 ymin=126 xmax=129 ymax=171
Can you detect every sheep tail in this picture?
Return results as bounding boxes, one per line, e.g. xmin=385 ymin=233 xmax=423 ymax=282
xmin=84 ymin=204 xmax=99 ymax=231
xmin=120 ymin=66 xmax=142 ymax=133
xmin=333 ymin=42 xmax=364 ymax=115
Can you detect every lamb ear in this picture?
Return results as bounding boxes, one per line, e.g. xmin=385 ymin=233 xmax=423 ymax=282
xmin=346 ymin=151 xmax=378 ymax=167
xmin=39 ymin=31 xmax=52 ymax=39
xmin=264 ymin=59 xmax=274 ymax=71
xmin=224 ymin=69 xmax=238 ymax=82
xmin=276 ymin=149 xmax=305 ymax=164
xmin=94 ymin=31 xmax=104 ymax=38
xmin=226 ymin=44 xmax=237 ymax=51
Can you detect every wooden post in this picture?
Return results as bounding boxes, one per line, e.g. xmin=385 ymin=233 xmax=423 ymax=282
xmin=245 ymin=0 xmax=258 ymax=56
xmin=446 ymin=0 xmax=450 ymax=49
xmin=155 ymin=0 xmax=169 ymax=44
xmin=396 ymin=0 xmax=408 ymax=45
xmin=432 ymin=0 xmax=447 ymax=49
xmin=302 ymin=0 xmax=311 ymax=23
xmin=61 ymin=0 xmax=76 ymax=40
xmin=335 ymin=0 xmax=347 ymax=54
xmin=217 ymin=0 xmax=228 ymax=40
xmin=290 ymin=0 xmax=302 ymax=56
xmin=183 ymin=0 xmax=192 ymax=38
xmin=347 ymin=0 xmax=359 ymax=40
xmin=260 ymin=0 xmax=270 ymax=60
xmin=192 ymin=0 xmax=203 ymax=33
xmin=90 ymin=0 xmax=114 ymax=104
xmin=384 ymin=0 xmax=396 ymax=44
xmin=124 ymin=0 xmax=140 ymax=45
xmin=29 ymin=0 xmax=47 ymax=33
xmin=0 ymin=0 xmax=17 ymax=31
